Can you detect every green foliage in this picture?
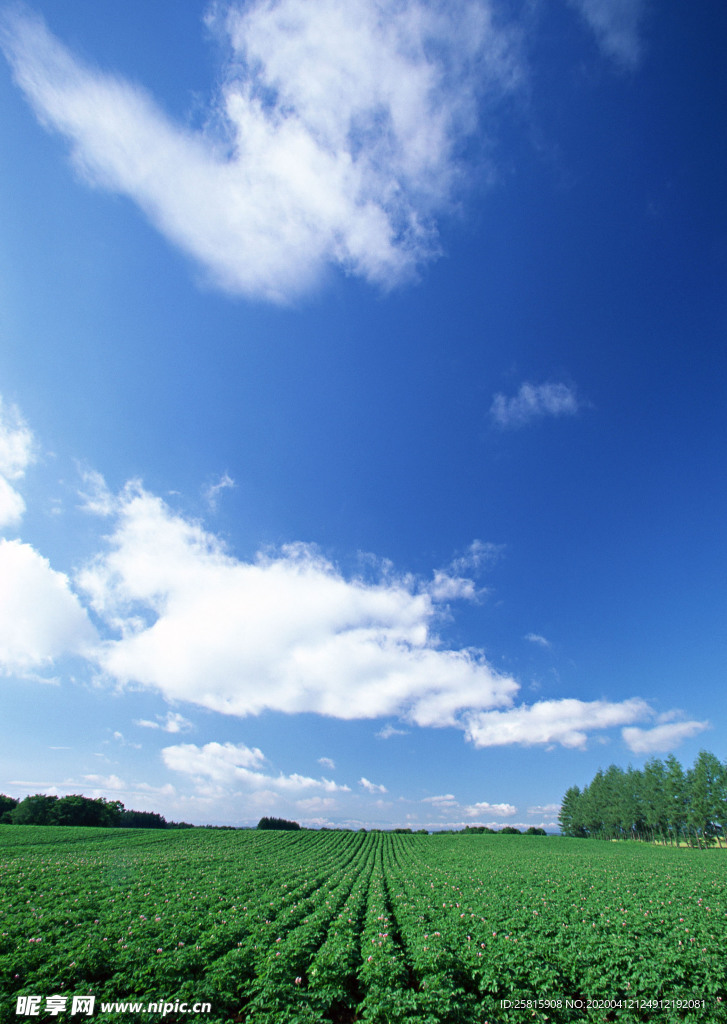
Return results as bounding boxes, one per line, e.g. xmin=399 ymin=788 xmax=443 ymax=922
xmin=257 ymin=816 xmax=301 ymax=831
xmin=1 ymin=828 xmax=725 ymax=1023
xmin=0 ymin=794 xmax=19 ymax=824
xmin=560 ymin=750 xmax=727 ymax=846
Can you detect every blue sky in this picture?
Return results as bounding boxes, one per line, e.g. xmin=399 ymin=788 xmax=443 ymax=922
xmin=0 ymin=0 xmax=724 ymax=830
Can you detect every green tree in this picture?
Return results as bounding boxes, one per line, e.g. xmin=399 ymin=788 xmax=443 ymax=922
xmin=257 ymin=816 xmax=300 ymax=831
xmin=688 ymin=750 xmax=727 ymax=848
xmin=53 ymin=795 xmax=123 ymax=827
xmin=642 ymin=759 xmax=669 ymax=843
xmin=11 ymin=794 xmax=58 ymax=824
xmin=0 ymin=794 xmax=19 ymax=824
xmin=664 ymin=754 xmax=687 ymax=846
xmin=558 ymin=786 xmax=586 ymax=837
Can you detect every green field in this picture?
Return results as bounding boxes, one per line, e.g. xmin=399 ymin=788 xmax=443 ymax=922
xmin=1 ymin=827 xmax=725 ymax=1023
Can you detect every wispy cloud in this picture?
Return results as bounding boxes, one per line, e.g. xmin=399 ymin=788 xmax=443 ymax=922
xmin=317 ymin=756 xmax=336 ymax=771
xmin=203 ymin=473 xmax=235 ymax=512
xmin=0 ymin=398 xmax=35 ymax=529
xmin=622 ymin=720 xmax=709 ymax=754
xmin=135 ymin=711 xmax=193 ymax=734
xmin=566 ymin=0 xmax=646 ymax=69
xmin=359 ymin=776 xmax=388 ymax=794
xmin=376 ymin=724 xmax=409 ymax=739
xmin=1 ymin=2 xmax=522 ymax=303
xmin=490 ymin=381 xmax=582 ymax=428
xmin=525 ymin=632 xmax=551 ymax=648
xmin=527 ymin=803 xmax=561 ymax=817
xmin=450 ymin=539 xmax=504 ymax=575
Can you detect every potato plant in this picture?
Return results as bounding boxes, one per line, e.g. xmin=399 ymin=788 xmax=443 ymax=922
xmin=1 ymin=827 xmax=725 ymax=1023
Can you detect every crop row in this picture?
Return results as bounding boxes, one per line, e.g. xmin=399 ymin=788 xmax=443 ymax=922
xmin=1 ymin=827 xmax=726 ymax=1023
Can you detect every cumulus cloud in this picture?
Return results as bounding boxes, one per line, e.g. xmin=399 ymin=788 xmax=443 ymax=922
xmin=464 ymin=697 xmax=650 ymax=749
xmin=359 ymin=776 xmax=388 ymax=794
xmin=622 ymin=720 xmax=709 ymax=754
xmin=317 ymin=756 xmax=336 ymax=771
xmin=76 ymin=482 xmax=520 ymax=726
xmin=0 ymin=398 xmax=35 ymax=529
xmin=1 ymin=2 xmax=522 ymax=303
xmin=490 ymin=381 xmax=582 ymax=428
xmin=162 ymin=740 xmax=350 ymax=793
xmin=566 ymin=0 xmax=645 ymax=69
xmin=464 ymin=800 xmax=517 ymax=818
xmin=0 ymin=539 xmax=96 ymax=673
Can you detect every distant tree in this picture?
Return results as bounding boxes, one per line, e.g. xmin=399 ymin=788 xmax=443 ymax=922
xmin=641 ymin=759 xmax=669 ymax=843
xmin=119 ymin=809 xmax=168 ymax=829
xmin=11 ymin=794 xmax=58 ymax=825
xmin=559 ymin=751 xmax=727 ymax=848
xmin=525 ymin=827 xmax=547 ymax=835
xmin=558 ymin=786 xmax=586 ymax=837
xmin=256 ymin=816 xmax=300 ymax=831
xmin=392 ymin=827 xmax=412 ymax=833
xmin=499 ymin=826 xmax=521 ymax=834
xmin=688 ymin=750 xmax=727 ymax=849
xmin=54 ymin=795 xmax=123 ymax=828
xmin=0 ymin=794 xmax=19 ymax=824
xmin=664 ymin=754 xmax=687 ymax=846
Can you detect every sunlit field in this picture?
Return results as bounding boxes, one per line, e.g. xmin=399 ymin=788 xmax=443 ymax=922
xmin=1 ymin=827 xmax=726 ymax=1023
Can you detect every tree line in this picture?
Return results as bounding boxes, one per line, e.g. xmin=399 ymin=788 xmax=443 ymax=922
xmin=558 ymin=749 xmax=727 ymax=847
xmin=0 ymin=793 xmax=193 ymax=829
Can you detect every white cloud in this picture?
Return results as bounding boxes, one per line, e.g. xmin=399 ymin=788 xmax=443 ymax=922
xmin=376 ymin=724 xmax=408 ymax=739
xmin=162 ymin=740 xmax=350 ymax=794
xmin=83 ymin=773 xmax=126 ymax=791
xmin=428 ymin=570 xmax=477 ymax=602
xmin=490 ymin=381 xmax=582 ymax=428
xmin=464 ymin=697 xmax=650 ymax=749
xmin=1 ymin=2 xmax=522 ymax=303
xmin=0 ymin=539 xmax=96 ymax=672
xmin=622 ymin=720 xmax=709 ymax=754
xmin=359 ymin=777 xmax=388 ymax=794
xmin=422 ymin=793 xmax=457 ymax=805
xmin=203 ymin=473 xmax=235 ymax=512
xmin=317 ymin=756 xmax=336 ymax=771
xmin=566 ymin=0 xmax=645 ymax=69
xmin=525 ymin=633 xmax=551 ymax=648
xmin=0 ymin=398 xmax=35 ymax=529
xmin=464 ymin=800 xmax=517 ymax=818
xmin=450 ymin=539 xmax=504 ymax=574
xmin=76 ymin=482 xmax=520 ymax=726
xmin=136 ymin=711 xmax=193 ymax=734
xmin=296 ymin=796 xmax=336 ymax=813
xmin=77 ymin=468 xmax=116 ymax=517
xmin=527 ymin=802 xmax=561 ymax=816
